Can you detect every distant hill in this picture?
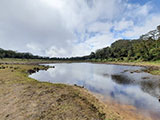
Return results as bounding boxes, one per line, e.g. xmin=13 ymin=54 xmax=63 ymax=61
xmin=0 ymin=48 xmax=46 ymax=59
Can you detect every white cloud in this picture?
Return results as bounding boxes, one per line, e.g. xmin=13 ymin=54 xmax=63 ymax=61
xmin=114 ymin=19 xmax=134 ymax=31
xmin=137 ymin=3 xmax=152 ymax=16
xmin=88 ymin=22 xmax=113 ymax=33
xmin=123 ymin=15 xmax=160 ymax=38
xmin=71 ymin=33 xmax=120 ymax=57
xmin=45 ymin=46 xmax=68 ymax=57
xmin=0 ymin=0 xmax=159 ymax=57
xmin=26 ymin=43 xmax=41 ymax=52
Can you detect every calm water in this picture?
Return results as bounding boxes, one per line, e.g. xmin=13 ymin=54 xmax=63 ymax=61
xmin=30 ymin=63 xmax=160 ymax=118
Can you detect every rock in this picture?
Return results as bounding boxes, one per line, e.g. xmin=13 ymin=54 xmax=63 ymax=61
xmin=1 ymin=66 xmax=5 ymax=69
xmin=33 ymin=67 xmax=40 ymax=72
xmin=141 ymin=77 xmax=150 ymax=79
xmin=124 ymin=70 xmax=129 ymax=72
xmin=74 ymin=84 xmax=84 ymax=88
xmin=5 ymin=114 xmax=9 ymax=118
xmin=14 ymin=67 xmax=19 ymax=70
xmin=27 ymin=69 xmax=36 ymax=74
xmin=81 ymin=86 xmax=84 ymax=88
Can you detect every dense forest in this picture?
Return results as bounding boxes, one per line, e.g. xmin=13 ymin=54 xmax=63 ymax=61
xmin=0 ymin=26 xmax=160 ymax=62
xmin=87 ymin=38 xmax=160 ymax=62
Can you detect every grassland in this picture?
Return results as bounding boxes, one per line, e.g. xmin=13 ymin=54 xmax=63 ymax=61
xmin=0 ymin=58 xmax=56 ymax=64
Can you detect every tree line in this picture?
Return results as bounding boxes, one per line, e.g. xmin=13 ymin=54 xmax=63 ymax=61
xmin=0 ymin=48 xmax=82 ymax=60
xmin=86 ymin=38 xmax=160 ymax=62
xmin=0 ymin=48 xmax=44 ymax=59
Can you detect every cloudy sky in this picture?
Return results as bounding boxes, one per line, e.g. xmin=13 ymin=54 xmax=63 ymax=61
xmin=0 ymin=0 xmax=160 ymax=57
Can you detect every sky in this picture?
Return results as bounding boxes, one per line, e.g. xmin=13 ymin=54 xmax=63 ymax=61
xmin=0 ymin=0 xmax=160 ymax=57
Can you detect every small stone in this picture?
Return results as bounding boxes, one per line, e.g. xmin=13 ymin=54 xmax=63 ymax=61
xmin=6 ymin=114 xmax=9 ymax=117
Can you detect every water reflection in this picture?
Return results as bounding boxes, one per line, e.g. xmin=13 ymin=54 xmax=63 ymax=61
xmin=140 ymin=80 xmax=160 ymax=98
xmin=111 ymin=74 xmax=134 ymax=85
xmin=30 ymin=63 xmax=160 ymax=118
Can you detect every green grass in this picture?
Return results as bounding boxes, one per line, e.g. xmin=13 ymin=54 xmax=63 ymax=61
xmin=0 ymin=58 xmax=57 ymax=64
